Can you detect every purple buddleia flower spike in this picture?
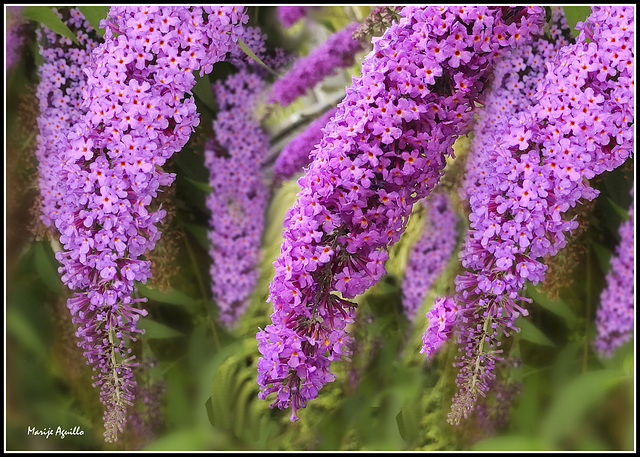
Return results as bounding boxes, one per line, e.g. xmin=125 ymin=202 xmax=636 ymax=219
xmin=268 ymin=22 xmax=365 ymax=107
xmin=402 ymin=193 xmax=459 ymax=321
xmin=594 ymin=187 xmax=635 ymax=357
xmin=450 ymin=6 xmax=634 ymax=425
xmin=40 ymin=6 xmax=248 ymax=442
xmin=206 ymin=69 xmax=269 ymax=327
xmin=258 ymin=5 xmax=546 ymax=422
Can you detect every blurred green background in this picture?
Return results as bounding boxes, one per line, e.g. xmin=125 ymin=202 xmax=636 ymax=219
xmin=5 ymin=5 xmax=635 ymax=451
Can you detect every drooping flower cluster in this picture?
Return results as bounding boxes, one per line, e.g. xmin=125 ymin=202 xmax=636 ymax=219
xmin=420 ymin=296 xmax=459 ymax=361
xmin=5 ymin=6 xmax=28 ymax=71
xmin=402 ymin=193 xmax=459 ymax=320
xmin=34 ymin=7 xmax=101 ymax=229
xmin=449 ymin=6 xmax=634 ymax=425
xmin=206 ymin=69 xmax=270 ymax=327
xmin=276 ymin=6 xmax=308 ymax=28
xmin=257 ymin=6 xmax=546 ymax=422
xmin=44 ymin=6 xmax=247 ymax=442
xmin=268 ymin=22 xmax=364 ymax=107
xmin=273 ymin=107 xmax=338 ymax=182
xmin=594 ymin=187 xmax=635 ymax=357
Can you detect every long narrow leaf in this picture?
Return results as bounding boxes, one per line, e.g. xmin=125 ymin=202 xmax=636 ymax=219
xmin=238 ymin=38 xmax=283 ymax=78
xmin=22 ymin=6 xmax=80 ymax=45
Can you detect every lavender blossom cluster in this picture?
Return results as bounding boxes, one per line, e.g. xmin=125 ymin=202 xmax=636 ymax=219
xmin=450 ymin=6 xmax=634 ymax=425
xmin=206 ymin=69 xmax=269 ymax=327
xmin=268 ymin=22 xmax=364 ymax=107
xmin=594 ymin=187 xmax=635 ymax=357
xmin=402 ymin=193 xmax=459 ymax=320
xmin=276 ymin=6 xmax=308 ymax=28
xmin=273 ymin=107 xmax=338 ymax=181
xmin=257 ymin=6 xmax=546 ymax=422
xmin=42 ymin=6 xmax=247 ymax=442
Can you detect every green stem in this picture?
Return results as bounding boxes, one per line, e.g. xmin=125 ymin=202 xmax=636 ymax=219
xmin=182 ymin=226 xmax=220 ymax=350
xmin=583 ymin=248 xmax=591 ymax=372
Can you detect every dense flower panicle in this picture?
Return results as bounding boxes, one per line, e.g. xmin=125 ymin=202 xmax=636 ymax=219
xmin=35 ymin=8 xmax=101 ymax=229
xmin=594 ymin=187 xmax=635 ymax=357
xmin=450 ymin=6 xmax=634 ymax=425
xmin=420 ymin=296 xmax=459 ymax=361
xmin=258 ymin=5 xmax=546 ymax=422
xmin=402 ymin=193 xmax=459 ymax=320
xmin=206 ymin=69 xmax=270 ymax=326
xmin=277 ymin=6 xmax=308 ymax=28
xmin=268 ymin=22 xmax=365 ymax=107
xmin=273 ymin=107 xmax=338 ymax=181
xmin=6 ymin=6 xmax=28 ymax=70
xmin=43 ymin=6 xmax=248 ymax=442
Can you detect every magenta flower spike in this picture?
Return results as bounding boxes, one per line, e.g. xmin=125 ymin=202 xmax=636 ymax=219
xmin=268 ymin=22 xmax=365 ymax=107
xmin=594 ymin=187 xmax=635 ymax=357
xmin=402 ymin=193 xmax=459 ymax=321
xmin=41 ymin=6 xmax=248 ymax=442
xmin=450 ymin=6 xmax=634 ymax=425
xmin=258 ymin=6 xmax=547 ymax=422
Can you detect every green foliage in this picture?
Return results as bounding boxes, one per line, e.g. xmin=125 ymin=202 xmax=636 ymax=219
xmin=76 ymin=6 xmax=109 ymax=36
xmin=562 ymin=6 xmax=592 ymax=37
xmin=22 ymin=6 xmax=80 ymax=44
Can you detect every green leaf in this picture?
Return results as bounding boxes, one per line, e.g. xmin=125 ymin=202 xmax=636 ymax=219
xmin=606 ymin=197 xmax=630 ymax=221
xmin=33 ymin=241 xmax=64 ymax=295
xmin=515 ymin=317 xmax=555 ymax=347
xmin=22 ymin=6 xmax=80 ymax=45
xmin=184 ymin=176 xmax=213 ymax=193
xmin=138 ymin=317 xmax=183 ymax=339
xmin=192 ymin=73 xmax=217 ymax=113
xmin=526 ymin=284 xmax=575 ymax=321
xmin=137 ymin=283 xmax=201 ymax=308
xmin=591 ymin=240 xmax=612 ymax=274
xmin=143 ymin=427 xmax=225 ymax=451
xmin=238 ymin=38 xmax=282 ymax=78
xmin=539 ymin=369 xmax=627 ymax=444
xmin=77 ymin=6 xmax=109 ymax=36
xmin=562 ymin=6 xmax=592 ymax=37
xmin=6 ymin=308 xmax=49 ymax=360
xmin=473 ymin=435 xmax=550 ymax=451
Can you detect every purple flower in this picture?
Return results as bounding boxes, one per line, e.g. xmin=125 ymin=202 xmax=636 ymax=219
xmin=258 ymin=5 xmax=546 ymax=422
xmin=269 ymin=23 xmax=365 ymax=107
xmin=5 ymin=6 xmax=28 ymax=71
xmin=277 ymin=6 xmax=308 ymax=28
xmin=450 ymin=6 xmax=634 ymax=425
xmin=402 ymin=193 xmax=459 ymax=320
xmin=37 ymin=6 xmax=249 ymax=442
xmin=420 ymin=296 xmax=459 ymax=361
xmin=594 ymin=187 xmax=635 ymax=357
xmin=206 ymin=68 xmax=269 ymax=327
